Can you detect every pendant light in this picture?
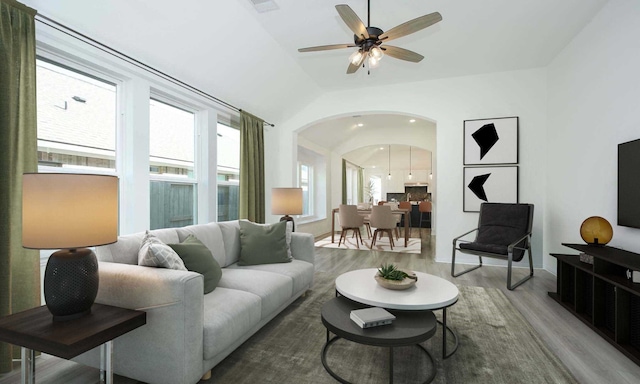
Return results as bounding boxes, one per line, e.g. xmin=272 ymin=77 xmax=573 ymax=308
xmin=408 ymin=146 xmax=413 ymax=180
xmin=387 ymin=145 xmax=392 ymax=180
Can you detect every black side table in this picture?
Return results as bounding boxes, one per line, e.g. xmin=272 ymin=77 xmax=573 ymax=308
xmin=0 ymin=303 xmax=146 ymax=384
xmin=321 ymin=296 xmax=437 ymax=384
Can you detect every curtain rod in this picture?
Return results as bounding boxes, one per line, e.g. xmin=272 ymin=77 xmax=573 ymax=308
xmin=35 ymin=13 xmax=275 ymax=127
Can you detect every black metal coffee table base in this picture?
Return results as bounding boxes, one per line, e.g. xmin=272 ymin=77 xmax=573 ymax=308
xmin=321 ymin=296 xmax=438 ymax=383
xmin=322 ymin=334 xmax=436 ymax=384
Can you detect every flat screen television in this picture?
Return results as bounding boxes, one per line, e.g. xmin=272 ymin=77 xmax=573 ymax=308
xmin=618 ymin=138 xmax=640 ymax=228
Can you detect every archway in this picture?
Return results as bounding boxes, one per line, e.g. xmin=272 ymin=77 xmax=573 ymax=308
xmin=294 ymin=112 xmax=437 ymax=238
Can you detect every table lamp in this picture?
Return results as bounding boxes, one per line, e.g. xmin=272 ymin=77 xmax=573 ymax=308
xmin=271 ymin=188 xmax=303 ymax=231
xmin=580 ymin=216 xmax=613 ymax=246
xmin=22 ymin=173 xmax=118 ymax=321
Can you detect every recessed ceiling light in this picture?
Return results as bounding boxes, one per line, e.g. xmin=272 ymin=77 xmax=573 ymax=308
xmin=372 ymin=165 xmax=376 ymax=168
xmin=379 ymin=147 xmax=384 ymax=150
xmin=409 ymin=119 xmax=416 ymax=123
xmin=357 ymin=123 xmax=364 ymax=127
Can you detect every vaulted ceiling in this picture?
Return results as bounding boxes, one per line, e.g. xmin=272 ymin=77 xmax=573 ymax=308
xmin=25 ymin=0 xmax=609 ymax=124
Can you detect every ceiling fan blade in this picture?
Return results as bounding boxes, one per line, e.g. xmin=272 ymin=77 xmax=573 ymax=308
xmin=336 ymin=4 xmax=369 ymax=40
xmin=382 ymin=45 xmax=424 ymax=63
xmin=298 ymin=44 xmax=355 ymax=52
xmin=347 ymin=53 xmax=366 ymax=74
xmin=379 ymin=12 xmax=442 ymax=42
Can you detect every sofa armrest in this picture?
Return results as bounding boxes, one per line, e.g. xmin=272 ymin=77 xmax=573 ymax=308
xmin=290 ymin=232 xmax=315 ymax=265
xmin=76 ymin=262 xmax=205 ymax=384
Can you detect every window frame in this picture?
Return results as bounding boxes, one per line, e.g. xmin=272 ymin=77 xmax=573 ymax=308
xmin=298 ymin=161 xmax=314 ymax=218
xmin=34 ymin=52 xmax=124 ymax=275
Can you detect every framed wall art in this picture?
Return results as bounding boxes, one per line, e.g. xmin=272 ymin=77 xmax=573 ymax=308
xmin=463 ymin=166 xmax=518 ymax=212
xmin=464 ymin=116 xmax=519 ymax=165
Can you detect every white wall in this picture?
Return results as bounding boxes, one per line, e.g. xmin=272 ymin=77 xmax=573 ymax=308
xmin=545 ymin=0 xmax=640 ymax=273
xmin=274 ymin=68 xmax=548 ymax=268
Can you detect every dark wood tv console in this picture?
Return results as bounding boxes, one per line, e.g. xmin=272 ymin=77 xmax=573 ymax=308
xmin=549 ymin=243 xmax=640 ymax=366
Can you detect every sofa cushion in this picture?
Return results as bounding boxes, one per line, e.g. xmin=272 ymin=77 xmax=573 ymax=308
xmin=175 ymin=222 xmax=226 ymax=267
xmin=169 ymin=235 xmax=222 ymax=294
xmin=218 ymin=220 xmax=241 ymax=267
xmin=217 ymin=269 xmax=293 ymax=318
xmin=97 ymin=233 xmax=144 ymax=264
xmin=202 ymin=287 xmax=261 ymax=360
xmin=227 ymin=260 xmax=314 ymax=294
xmin=238 ymin=220 xmax=290 ymax=266
xmin=138 ymin=231 xmax=187 ymax=270
xmin=96 ymin=227 xmax=179 ymax=265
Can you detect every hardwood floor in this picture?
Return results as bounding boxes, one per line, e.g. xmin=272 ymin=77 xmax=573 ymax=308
xmin=2 ymin=229 xmax=640 ymax=383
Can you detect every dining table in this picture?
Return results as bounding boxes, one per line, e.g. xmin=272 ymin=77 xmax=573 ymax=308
xmin=331 ymin=207 xmax=411 ymax=248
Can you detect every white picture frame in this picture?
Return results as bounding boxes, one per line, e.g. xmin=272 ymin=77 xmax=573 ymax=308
xmin=463 ymin=166 xmax=519 ymax=212
xmin=464 ymin=117 xmax=519 ymax=165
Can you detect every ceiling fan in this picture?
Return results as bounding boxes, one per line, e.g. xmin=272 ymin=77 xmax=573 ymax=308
xmin=298 ymin=1 xmax=442 ymax=74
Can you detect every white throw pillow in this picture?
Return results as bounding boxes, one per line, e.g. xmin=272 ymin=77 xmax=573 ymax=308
xmin=138 ymin=231 xmax=187 ymax=270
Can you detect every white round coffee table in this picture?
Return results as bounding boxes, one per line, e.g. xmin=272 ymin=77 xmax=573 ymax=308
xmin=335 ymin=268 xmax=459 ymax=358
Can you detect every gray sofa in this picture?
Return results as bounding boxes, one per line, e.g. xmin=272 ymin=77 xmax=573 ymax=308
xmin=75 ymin=220 xmax=315 ymax=384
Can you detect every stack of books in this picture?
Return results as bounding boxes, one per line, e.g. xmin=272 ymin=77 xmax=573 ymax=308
xmin=350 ymin=307 xmax=396 ymax=328
xmin=579 ymin=252 xmax=594 ymax=264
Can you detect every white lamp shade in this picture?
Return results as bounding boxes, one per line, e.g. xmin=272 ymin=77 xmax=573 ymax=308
xmin=271 ymin=188 xmax=303 ymax=215
xmin=22 ymin=173 xmax=118 ymax=249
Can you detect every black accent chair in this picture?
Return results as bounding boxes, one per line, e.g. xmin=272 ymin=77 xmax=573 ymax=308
xmin=451 ymin=203 xmax=534 ymax=290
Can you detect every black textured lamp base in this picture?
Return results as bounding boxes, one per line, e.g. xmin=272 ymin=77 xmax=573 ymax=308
xmin=44 ymin=248 xmax=99 ymax=322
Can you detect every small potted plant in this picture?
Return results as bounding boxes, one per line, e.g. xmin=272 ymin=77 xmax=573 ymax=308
xmin=375 ymin=263 xmax=418 ymax=290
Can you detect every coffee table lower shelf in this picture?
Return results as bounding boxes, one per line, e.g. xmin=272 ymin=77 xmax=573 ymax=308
xmin=321 ymin=296 xmax=438 ymax=384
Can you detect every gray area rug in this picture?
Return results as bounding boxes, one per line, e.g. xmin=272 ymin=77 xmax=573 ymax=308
xmin=208 ymin=271 xmax=577 ymax=384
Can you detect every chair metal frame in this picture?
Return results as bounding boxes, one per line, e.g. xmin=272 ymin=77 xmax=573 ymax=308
xmin=451 ymin=203 xmax=534 ymax=290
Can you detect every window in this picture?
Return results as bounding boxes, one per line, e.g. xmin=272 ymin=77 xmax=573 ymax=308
xmin=298 ymin=162 xmax=313 ymax=216
xmin=370 ymin=176 xmax=382 ymax=204
xmin=217 ymin=123 xmax=240 ymax=222
xmin=36 ymin=59 xmax=117 ymax=172
xmin=345 ymin=162 xmax=359 ymax=204
xmin=297 ymin=145 xmax=326 ymax=222
xmin=149 ymin=98 xmax=197 ymax=229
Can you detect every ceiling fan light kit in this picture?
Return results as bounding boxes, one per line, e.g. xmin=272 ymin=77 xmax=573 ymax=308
xmin=298 ymin=1 xmax=442 ymax=74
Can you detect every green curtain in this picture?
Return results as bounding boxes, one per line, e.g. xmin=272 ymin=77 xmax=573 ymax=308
xmin=341 ymin=159 xmax=347 ymax=204
xmin=239 ymin=111 xmax=265 ymax=223
xmin=0 ymin=0 xmax=40 ymax=373
xmin=357 ymin=167 xmax=364 ymax=203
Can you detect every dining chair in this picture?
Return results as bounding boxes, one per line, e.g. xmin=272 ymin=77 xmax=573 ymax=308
xmin=398 ymin=201 xmax=412 ymax=237
xmin=383 ymin=202 xmax=401 ymax=240
xmin=369 ymin=205 xmax=398 ymax=250
xmin=419 ymin=201 xmax=432 ymax=238
xmin=338 ymin=204 xmax=365 ymax=248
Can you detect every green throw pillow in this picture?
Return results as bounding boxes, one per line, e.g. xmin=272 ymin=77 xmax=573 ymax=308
xmin=169 ymin=235 xmax=222 ymax=294
xmin=238 ymin=220 xmax=291 ymax=266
